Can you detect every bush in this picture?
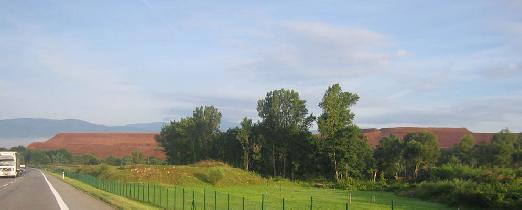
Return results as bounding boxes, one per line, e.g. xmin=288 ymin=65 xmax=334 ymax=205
xmin=395 ymin=179 xmax=522 ymax=209
xmin=334 ymin=177 xmax=387 ymax=191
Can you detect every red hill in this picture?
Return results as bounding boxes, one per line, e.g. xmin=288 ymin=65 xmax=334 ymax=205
xmin=28 ymin=133 xmax=165 ymax=159
xmin=28 ymin=128 xmax=494 ymax=159
xmin=362 ymin=127 xmax=493 ymax=148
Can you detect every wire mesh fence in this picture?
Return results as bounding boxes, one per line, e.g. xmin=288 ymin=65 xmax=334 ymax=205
xmin=60 ymin=170 xmax=396 ymax=210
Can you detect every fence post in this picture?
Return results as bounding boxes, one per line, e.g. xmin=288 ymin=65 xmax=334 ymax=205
xmin=391 ymin=200 xmax=394 ymax=210
xmin=204 ymin=189 xmax=206 ymax=210
xmin=214 ymin=191 xmax=217 ymax=210
xmin=182 ymin=188 xmax=185 ymax=210
xmin=167 ymin=188 xmax=169 ymax=209
xmin=283 ymin=198 xmax=285 ymax=210
xmin=242 ymin=197 xmax=245 ymax=210
xmin=345 ymin=203 xmax=348 ymax=210
xmin=160 ymin=186 xmax=162 ymax=207
xmin=62 ymin=171 xmax=64 ymax=179
xmin=227 ymin=193 xmax=230 ymax=210
xmin=192 ymin=190 xmax=195 ymax=210
xmin=310 ymin=196 xmax=314 ymax=210
xmin=261 ymin=194 xmax=264 ymax=210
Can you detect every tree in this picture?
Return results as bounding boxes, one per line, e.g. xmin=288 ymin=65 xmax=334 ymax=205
xmin=156 ymin=106 xmax=222 ymax=164
xmin=317 ymin=84 xmax=367 ymax=180
xmin=514 ymin=133 xmax=522 ymax=167
xmin=26 ymin=150 xmax=51 ymax=165
xmin=191 ymin=106 xmax=222 ymax=161
xmin=402 ymin=132 xmax=440 ymax=178
xmin=318 ymin=84 xmax=359 ymax=139
xmin=236 ymin=117 xmax=253 ymax=171
xmin=456 ymin=134 xmax=475 ymax=165
xmin=257 ymin=89 xmax=314 ymax=177
xmin=105 ymin=156 xmax=122 ymax=166
xmin=131 ymin=150 xmax=145 ymax=164
xmin=374 ymin=135 xmax=403 ymax=180
xmin=490 ymin=128 xmax=517 ymax=167
xmin=332 ymin=126 xmax=375 ymax=180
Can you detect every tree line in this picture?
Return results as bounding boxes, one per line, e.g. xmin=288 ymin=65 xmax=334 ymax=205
xmin=8 ymin=147 xmax=165 ymax=166
xmin=156 ymin=83 xmax=522 ymax=181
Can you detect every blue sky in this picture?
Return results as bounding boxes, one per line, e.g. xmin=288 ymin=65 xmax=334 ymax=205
xmin=1 ymin=0 xmax=521 ymax=132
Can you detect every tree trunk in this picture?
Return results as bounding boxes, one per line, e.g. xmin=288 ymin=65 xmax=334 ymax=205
xmin=283 ymin=155 xmax=287 ymax=178
xmin=414 ymin=162 xmax=420 ymax=178
xmin=333 ymin=152 xmax=339 ymax=180
xmin=243 ymin=148 xmax=249 ymax=171
xmin=373 ymin=171 xmax=377 ymax=182
xmin=272 ymin=144 xmax=276 ymax=177
xmin=345 ymin=163 xmax=349 ymax=179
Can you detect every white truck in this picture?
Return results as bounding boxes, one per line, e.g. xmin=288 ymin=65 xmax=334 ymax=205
xmin=0 ymin=152 xmax=20 ymax=177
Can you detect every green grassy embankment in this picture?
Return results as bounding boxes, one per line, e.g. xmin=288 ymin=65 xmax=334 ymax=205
xmin=52 ymin=161 xmax=451 ymax=210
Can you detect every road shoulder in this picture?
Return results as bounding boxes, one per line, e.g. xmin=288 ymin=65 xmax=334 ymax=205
xmin=48 ymin=172 xmax=162 ymax=210
xmin=45 ymin=171 xmax=114 ymax=210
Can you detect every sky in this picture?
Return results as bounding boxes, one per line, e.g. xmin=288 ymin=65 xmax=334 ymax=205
xmin=1 ymin=0 xmax=521 ymax=132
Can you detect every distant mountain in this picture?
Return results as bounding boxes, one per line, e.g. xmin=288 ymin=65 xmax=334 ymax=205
xmin=0 ymin=118 xmax=165 ymax=147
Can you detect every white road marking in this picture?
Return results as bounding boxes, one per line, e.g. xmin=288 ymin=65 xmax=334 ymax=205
xmin=38 ymin=169 xmax=70 ymax=210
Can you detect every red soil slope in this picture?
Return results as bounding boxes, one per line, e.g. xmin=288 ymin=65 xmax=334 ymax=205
xmin=28 ymin=133 xmax=165 ymax=159
xmin=28 ymin=128 xmax=493 ymax=159
xmin=362 ymin=127 xmax=493 ymax=148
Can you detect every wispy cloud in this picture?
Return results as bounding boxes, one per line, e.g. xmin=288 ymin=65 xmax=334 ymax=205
xmin=233 ymin=21 xmax=399 ymax=82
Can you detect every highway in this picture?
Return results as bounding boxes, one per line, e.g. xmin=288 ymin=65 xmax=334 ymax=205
xmin=0 ymin=168 xmax=113 ymax=210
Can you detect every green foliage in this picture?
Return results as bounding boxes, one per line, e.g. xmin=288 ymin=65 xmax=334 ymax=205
xmin=130 ymin=150 xmax=145 ymax=164
xmin=236 ymin=117 xmax=253 ymax=170
xmin=70 ymin=154 xmax=98 ymax=165
xmin=27 ymin=150 xmax=52 ymax=165
xmin=456 ymin=134 xmax=475 ymax=165
xmin=402 ymin=132 xmax=440 ymax=178
xmin=396 ymin=179 xmax=522 ymax=210
xmin=156 ymin=105 xmax=222 ymax=164
xmin=256 ymin=88 xmax=315 ymax=178
xmin=317 ymin=83 xmax=359 ymax=139
xmin=335 ymin=177 xmax=388 ymax=191
xmin=374 ymin=135 xmax=402 ymax=179
xmin=317 ymin=84 xmax=369 ymax=180
xmin=104 ymin=156 xmax=122 ymax=166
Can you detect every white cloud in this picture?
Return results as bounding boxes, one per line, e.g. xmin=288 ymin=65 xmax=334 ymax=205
xmin=234 ymin=21 xmax=397 ymax=81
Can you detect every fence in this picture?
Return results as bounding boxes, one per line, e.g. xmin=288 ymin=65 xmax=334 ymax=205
xmin=60 ymin=171 xmax=396 ymax=210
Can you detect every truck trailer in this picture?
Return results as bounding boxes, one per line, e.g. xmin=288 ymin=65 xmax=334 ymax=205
xmin=0 ymin=152 xmax=20 ymax=177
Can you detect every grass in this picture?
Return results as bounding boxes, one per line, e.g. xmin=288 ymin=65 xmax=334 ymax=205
xmin=51 ymin=162 xmax=452 ymax=210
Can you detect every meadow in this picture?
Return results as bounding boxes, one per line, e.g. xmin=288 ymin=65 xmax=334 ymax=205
xmin=53 ymin=162 xmax=451 ymax=210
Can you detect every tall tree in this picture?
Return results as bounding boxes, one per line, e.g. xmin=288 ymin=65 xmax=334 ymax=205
xmin=191 ymin=106 xmax=222 ymax=161
xmin=236 ymin=117 xmax=253 ymax=171
xmin=374 ymin=135 xmax=403 ymax=180
xmin=317 ymin=84 xmax=364 ymax=180
xmin=318 ymin=84 xmax=359 ymax=139
xmin=456 ymin=134 xmax=475 ymax=165
xmin=156 ymin=106 xmax=222 ymax=164
xmin=402 ymin=131 xmax=440 ymax=178
xmin=490 ymin=128 xmax=517 ymax=167
xmin=257 ymin=89 xmax=314 ymax=177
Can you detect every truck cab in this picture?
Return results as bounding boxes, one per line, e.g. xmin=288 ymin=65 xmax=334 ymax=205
xmin=0 ymin=152 xmax=19 ymax=177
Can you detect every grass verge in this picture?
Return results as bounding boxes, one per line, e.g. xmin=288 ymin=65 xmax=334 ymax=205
xmin=50 ymin=172 xmax=162 ymax=210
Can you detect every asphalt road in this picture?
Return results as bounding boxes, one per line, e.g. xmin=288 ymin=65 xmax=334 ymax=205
xmin=0 ymin=168 xmax=114 ymax=210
